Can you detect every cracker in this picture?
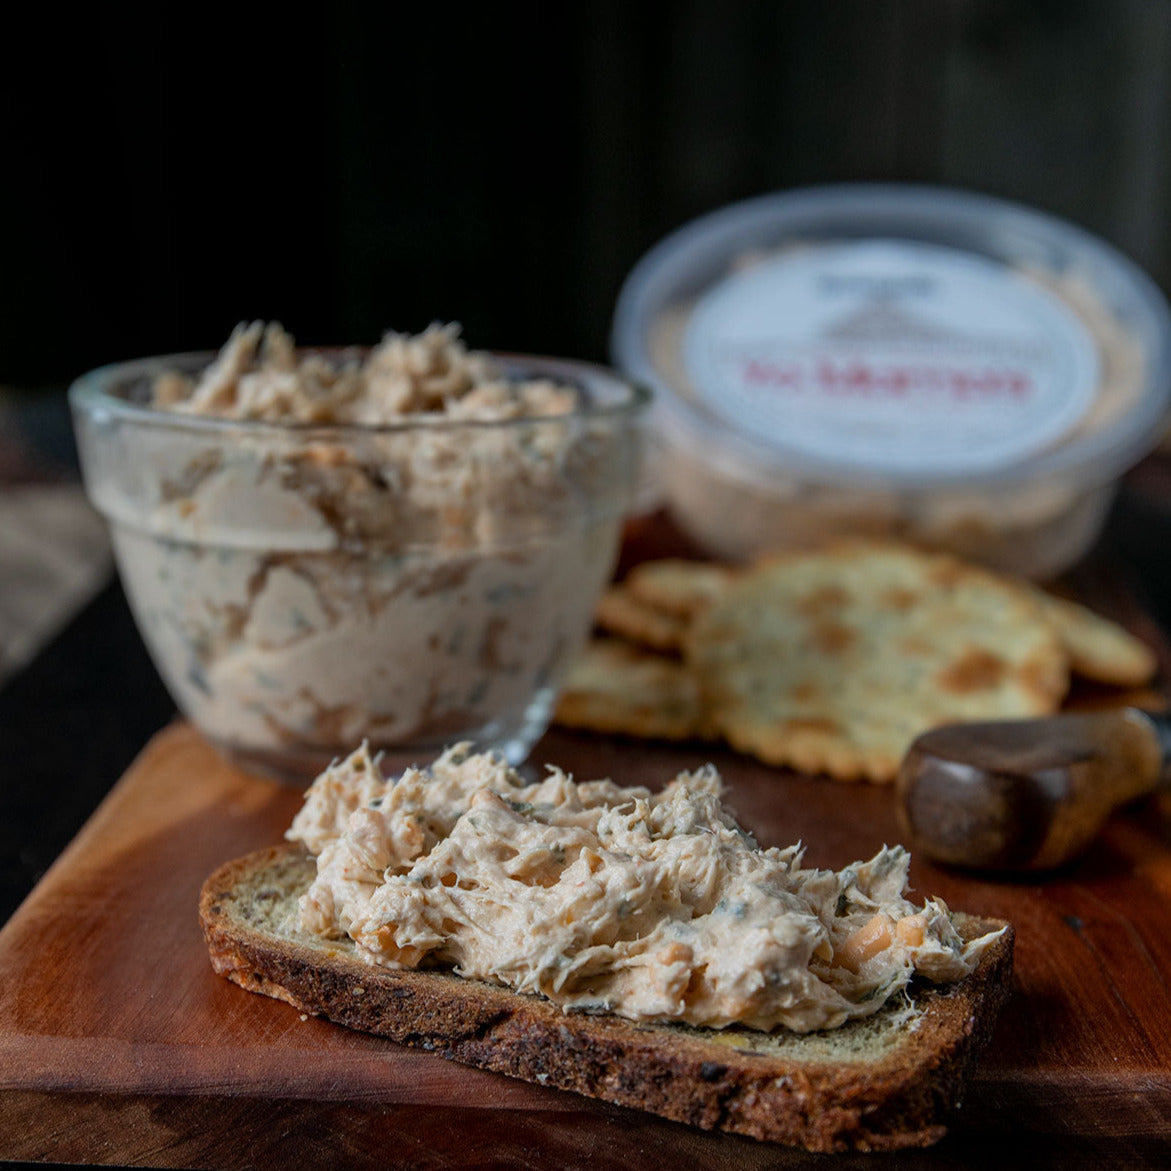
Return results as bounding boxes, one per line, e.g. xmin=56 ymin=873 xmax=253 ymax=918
xmin=594 ymin=585 xmax=688 ymax=653
xmin=1030 ymin=590 xmax=1158 ymax=688
xmin=624 ymin=559 xmax=738 ymax=618
xmin=554 ymin=638 xmax=711 ymax=741
xmin=686 ymin=544 xmax=1069 ymax=783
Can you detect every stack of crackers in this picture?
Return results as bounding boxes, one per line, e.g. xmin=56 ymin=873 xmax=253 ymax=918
xmin=554 ymin=542 xmax=1160 ymax=783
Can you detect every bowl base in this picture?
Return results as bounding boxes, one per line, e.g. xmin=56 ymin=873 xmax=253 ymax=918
xmin=206 ymin=689 xmax=558 ymax=786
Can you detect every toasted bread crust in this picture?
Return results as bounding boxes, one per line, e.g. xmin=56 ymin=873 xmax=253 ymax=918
xmin=199 ymin=844 xmax=1013 ymax=1152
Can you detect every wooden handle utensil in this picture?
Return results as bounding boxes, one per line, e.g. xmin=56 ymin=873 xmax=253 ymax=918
xmin=896 ymin=708 xmax=1171 ymax=871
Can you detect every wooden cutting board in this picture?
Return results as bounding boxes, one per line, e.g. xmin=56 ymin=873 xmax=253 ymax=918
xmin=2 ymin=716 xmax=1171 ymax=1169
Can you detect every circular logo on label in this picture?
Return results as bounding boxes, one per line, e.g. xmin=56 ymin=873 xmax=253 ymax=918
xmin=682 ymin=241 xmax=1099 ymax=476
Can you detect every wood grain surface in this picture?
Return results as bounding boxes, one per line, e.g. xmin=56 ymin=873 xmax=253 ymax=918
xmin=2 ymin=713 xmax=1171 ymax=1169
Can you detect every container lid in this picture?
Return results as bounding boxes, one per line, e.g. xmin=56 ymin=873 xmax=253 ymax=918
xmin=612 ymin=184 xmax=1171 ymax=491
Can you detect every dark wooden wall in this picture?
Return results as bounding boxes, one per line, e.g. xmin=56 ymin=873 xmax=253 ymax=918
xmin=3 ymin=0 xmax=1170 ymax=386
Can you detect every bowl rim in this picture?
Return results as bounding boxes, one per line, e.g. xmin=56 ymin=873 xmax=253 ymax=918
xmin=68 ymin=348 xmax=652 ymax=438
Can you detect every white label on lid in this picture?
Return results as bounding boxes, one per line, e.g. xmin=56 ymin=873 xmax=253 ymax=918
xmin=682 ymin=240 xmax=1099 ymax=476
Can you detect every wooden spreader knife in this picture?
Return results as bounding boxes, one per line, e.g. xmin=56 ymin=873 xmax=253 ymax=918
xmin=896 ymin=708 xmax=1171 ymax=871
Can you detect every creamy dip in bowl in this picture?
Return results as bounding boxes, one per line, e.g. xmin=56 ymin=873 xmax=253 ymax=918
xmin=70 ymin=324 xmax=649 ymax=781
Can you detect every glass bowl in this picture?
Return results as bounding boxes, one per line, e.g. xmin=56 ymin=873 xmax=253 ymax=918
xmin=70 ymin=350 xmax=648 ymax=782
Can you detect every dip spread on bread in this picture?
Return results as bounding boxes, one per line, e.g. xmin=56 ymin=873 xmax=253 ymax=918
xmin=287 ymin=744 xmax=1003 ymax=1033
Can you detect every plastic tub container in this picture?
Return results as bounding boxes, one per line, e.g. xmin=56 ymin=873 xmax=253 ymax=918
xmin=612 ymin=184 xmax=1171 ymax=579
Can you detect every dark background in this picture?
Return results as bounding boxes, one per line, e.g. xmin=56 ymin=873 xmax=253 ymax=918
xmin=3 ymin=0 xmax=1171 ymax=390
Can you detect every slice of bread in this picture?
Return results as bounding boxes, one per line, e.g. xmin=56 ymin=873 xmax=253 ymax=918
xmin=199 ymin=844 xmax=1014 ymax=1153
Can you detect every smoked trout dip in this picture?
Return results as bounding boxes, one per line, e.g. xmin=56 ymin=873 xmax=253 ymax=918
xmin=151 ymin=320 xmax=579 ymax=423
xmin=105 ymin=321 xmax=643 ymax=776
xmin=287 ymin=743 xmax=1003 ymax=1033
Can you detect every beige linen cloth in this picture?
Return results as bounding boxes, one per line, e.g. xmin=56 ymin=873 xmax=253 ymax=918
xmin=0 ymin=484 xmax=112 ymax=685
